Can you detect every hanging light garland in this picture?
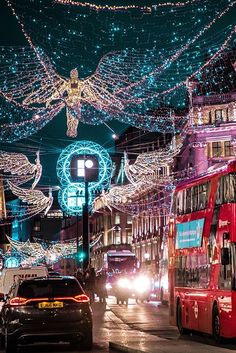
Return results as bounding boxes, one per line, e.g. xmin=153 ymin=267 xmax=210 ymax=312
xmin=7 ymin=181 xmax=53 ymax=218
xmin=0 ymin=0 xmax=234 ymax=141
xmin=5 ymin=233 xmax=103 ymax=266
xmin=0 ymin=150 xmax=42 ymax=189
xmin=54 ymin=0 xmax=201 ymax=12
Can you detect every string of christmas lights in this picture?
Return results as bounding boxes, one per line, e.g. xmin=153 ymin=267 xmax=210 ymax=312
xmin=0 ymin=0 xmax=234 ymax=141
xmin=7 ymin=181 xmax=53 ymax=217
xmin=54 ymin=0 xmax=201 ymax=12
xmin=5 ymin=233 xmax=103 ymax=266
xmin=0 ymin=150 xmax=42 ymax=189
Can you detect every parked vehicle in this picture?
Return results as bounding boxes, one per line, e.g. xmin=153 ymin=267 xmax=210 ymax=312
xmin=0 ymin=276 xmax=93 ymax=352
xmin=0 ymin=266 xmax=48 ymax=299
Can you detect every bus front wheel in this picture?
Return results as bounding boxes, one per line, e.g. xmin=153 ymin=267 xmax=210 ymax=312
xmin=176 ymin=301 xmax=187 ymax=335
xmin=212 ymin=305 xmax=221 ymax=343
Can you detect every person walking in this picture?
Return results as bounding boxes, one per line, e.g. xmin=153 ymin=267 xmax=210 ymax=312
xmin=96 ymin=270 xmax=107 ymax=304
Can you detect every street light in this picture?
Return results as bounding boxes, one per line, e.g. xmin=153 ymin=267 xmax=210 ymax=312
xmin=74 ymin=155 xmax=99 ymax=270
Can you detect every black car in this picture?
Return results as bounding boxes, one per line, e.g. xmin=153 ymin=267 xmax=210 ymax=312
xmin=0 ymin=276 xmax=93 ymax=353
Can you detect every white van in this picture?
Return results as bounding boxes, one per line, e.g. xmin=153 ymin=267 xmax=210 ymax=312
xmin=0 ymin=266 xmax=48 ymax=298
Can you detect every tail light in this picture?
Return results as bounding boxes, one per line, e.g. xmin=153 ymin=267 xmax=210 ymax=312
xmin=10 ymin=297 xmax=28 ymax=306
xmin=73 ymin=294 xmax=90 ymax=303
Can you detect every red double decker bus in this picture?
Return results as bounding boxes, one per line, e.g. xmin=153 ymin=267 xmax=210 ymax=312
xmin=169 ymin=160 xmax=236 ymax=342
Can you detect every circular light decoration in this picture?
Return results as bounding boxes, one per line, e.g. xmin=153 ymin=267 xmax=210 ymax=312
xmin=58 ymin=185 xmax=93 ymax=216
xmin=5 ymin=256 xmax=20 ymax=268
xmin=57 ymin=140 xmax=113 ymax=215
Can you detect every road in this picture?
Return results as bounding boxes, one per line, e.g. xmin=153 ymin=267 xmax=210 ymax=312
xmin=1 ymin=296 xmax=236 ymax=353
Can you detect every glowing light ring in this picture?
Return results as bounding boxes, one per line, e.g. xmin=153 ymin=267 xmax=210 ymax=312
xmin=57 ymin=140 xmax=112 ymax=215
xmin=57 ymin=140 xmax=112 ymax=191
xmin=58 ymin=185 xmax=93 ymax=216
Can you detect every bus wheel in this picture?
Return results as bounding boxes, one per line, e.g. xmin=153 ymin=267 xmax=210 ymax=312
xmin=176 ymin=301 xmax=187 ymax=335
xmin=212 ymin=305 xmax=221 ymax=343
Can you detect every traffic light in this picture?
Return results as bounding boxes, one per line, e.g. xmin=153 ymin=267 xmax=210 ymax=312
xmin=77 ymin=251 xmax=86 ymax=263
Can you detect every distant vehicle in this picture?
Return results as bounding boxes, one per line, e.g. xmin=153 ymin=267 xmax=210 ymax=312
xmin=106 ymin=249 xmax=137 ymax=275
xmin=0 ymin=266 xmax=48 ymax=299
xmin=169 ymin=160 xmax=236 ymax=342
xmin=106 ymin=249 xmax=137 ymax=291
xmin=0 ymin=276 xmax=93 ymax=352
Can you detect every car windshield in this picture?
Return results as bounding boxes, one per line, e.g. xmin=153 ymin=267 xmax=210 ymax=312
xmin=17 ymin=278 xmax=83 ymax=298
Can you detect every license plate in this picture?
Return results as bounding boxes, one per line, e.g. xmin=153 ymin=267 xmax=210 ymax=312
xmin=38 ymin=301 xmax=64 ymax=309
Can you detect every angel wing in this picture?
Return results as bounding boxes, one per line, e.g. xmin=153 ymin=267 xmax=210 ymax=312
xmin=0 ymin=150 xmax=42 ymax=188
xmin=8 ymin=181 xmax=53 ymax=215
xmin=0 ymin=47 xmax=67 ymax=108
xmin=80 ymin=49 xmax=169 ymax=108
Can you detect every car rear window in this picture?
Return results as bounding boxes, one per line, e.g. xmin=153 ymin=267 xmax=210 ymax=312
xmin=17 ymin=278 xmax=83 ymax=298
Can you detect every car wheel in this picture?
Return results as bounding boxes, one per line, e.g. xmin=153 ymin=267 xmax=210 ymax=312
xmin=80 ymin=329 xmax=93 ymax=351
xmin=212 ymin=305 xmax=221 ymax=343
xmin=176 ymin=301 xmax=187 ymax=335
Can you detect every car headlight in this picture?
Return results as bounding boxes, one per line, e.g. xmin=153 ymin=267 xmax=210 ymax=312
xmin=133 ymin=276 xmax=151 ymax=293
xmin=117 ymin=278 xmax=131 ymax=289
xmin=106 ymin=282 xmax=112 ymax=290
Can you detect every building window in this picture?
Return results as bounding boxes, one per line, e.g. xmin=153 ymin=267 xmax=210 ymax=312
xmin=114 ymin=231 xmax=121 ymax=245
xmin=127 ymin=215 xmax=132 ymax=224
xmin=127 ymin=231 xmax=132 ymax=244
xmin=215 ymin=109 xmax=223 ymax=122
xmin=209 ymin=111 xmax=214 ymax=124
xmin=212 ymin=141 xmax=222 ymax=157
xmin=114 ymin=213 xmax=120 ymax=225
xmin=208 ymin=141 xmax=234 ymax=158
xmin=224 ymin=141 xmax=234 ymax=157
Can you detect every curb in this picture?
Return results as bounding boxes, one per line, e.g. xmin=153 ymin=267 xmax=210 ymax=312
xmin=109 ymin=341 xmax=146 ymax=353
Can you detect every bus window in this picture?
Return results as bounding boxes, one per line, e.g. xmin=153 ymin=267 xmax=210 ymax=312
xmin=232 ymin=244 xmax=236 ymax=290
xmin=216 ymin=173 xmax=236 ymax=205
xmin=225 ymin=174 xmax=236 ymax=203
xmin=186 ymin=188 xmax=192 ymax=213
xmin=219 ymin=246 xmax=232 ymax=290
xmin=175 ymin=253 xmax=210 ymax=289
xmin=192 ymin=185 xmax=199 ymax=212
xmin=175 ymin=191 xmax=183 ymax=215
xmin=198 ymin=182 xmax=209 ymax=210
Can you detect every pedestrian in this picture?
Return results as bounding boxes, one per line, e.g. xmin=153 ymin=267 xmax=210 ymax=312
xmin=96 ymin=270 xmax=107 ymax=304
xmin=84 ymin=267 xmax=96 ymax=303
xmin=75 ymin=268 xmax=85 ymax=288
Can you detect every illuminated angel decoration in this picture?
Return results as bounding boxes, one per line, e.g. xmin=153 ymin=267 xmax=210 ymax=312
xmin=7 ymin=181 xmax=53 ymax=217
xmin=0 ymin=46 xmax=187 ymax=142
xmin=0 ymin=150 xmax=42 ymax=189
xmin=0 ymin=0 xmax=235 ymax=142
xmin=6 ymin=233 xmax=103 ymax=266
xmin=124 ymin=133 xmax=184 ymax=186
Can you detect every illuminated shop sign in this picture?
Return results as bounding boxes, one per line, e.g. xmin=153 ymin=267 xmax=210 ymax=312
xmin=176 ymin=218 xmax=205 ymax=249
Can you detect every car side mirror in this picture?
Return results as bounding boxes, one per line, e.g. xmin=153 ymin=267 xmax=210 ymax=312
xmin=221 ymin=247 xmax=230 ymax=266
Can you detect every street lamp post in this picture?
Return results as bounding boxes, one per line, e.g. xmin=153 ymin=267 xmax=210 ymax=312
xmin=82 ymin=156 xmax=99 ymax=271
xmin=82 ymin=180 xmax=89 ymax=271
